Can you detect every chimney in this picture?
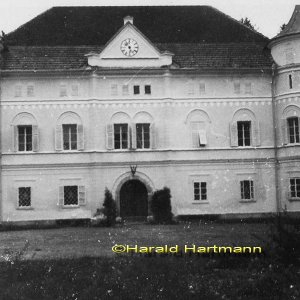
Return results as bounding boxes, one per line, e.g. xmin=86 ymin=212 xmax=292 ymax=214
xmin=123 ymin=16 xmax=134 ymax=25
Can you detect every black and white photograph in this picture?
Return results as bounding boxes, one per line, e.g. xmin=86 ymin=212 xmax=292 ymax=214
xmin=0 ymin=0 xmax=299 ymax=299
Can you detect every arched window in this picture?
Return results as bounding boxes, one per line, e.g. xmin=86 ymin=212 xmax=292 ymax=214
xmin=185 ymin=109 xmax=211 ymax=148
xmin=132 ymin=112 xmax=155 ymax=149
xmin=11 ymin=112 xmax=38 ymax=152
xmin=106 ymin=112 xmax=131 ymax=150
xmin=56 ymin=112 xmax=84 ymax=151
xmin=230 ymin=109 xmax=260 ymax=147
xmin=282 ymin=105 xmax=300 ymax=145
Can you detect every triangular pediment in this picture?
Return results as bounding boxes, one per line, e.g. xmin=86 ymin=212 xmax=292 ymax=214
xmin=86 ymin=20 xmax=173 ymax=68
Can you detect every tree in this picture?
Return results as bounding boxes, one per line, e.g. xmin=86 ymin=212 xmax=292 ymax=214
xmin=151 ymin=187 xmax=173 ymax=224
xmin=240 ymin=17 xmax=256 ymax=31
xmin=103 ymin=188 xmax=117 ymax=226
xmin=280 ymin=23 xmax=287 ymax=32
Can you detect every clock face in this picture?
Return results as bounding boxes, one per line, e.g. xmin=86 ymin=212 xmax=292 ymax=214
xmin=120 ymin=38 xmax=139 ymax=57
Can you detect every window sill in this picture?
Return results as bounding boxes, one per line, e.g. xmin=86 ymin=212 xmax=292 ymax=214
xmin=17 ymin=207 xmax=34 ymax=210
xmin=288 ymin=197 xmax=300 ymax=201
xmin=61 ymin=205 xmax=80 ymax=209
xmin=239 ymin=199 xmax=256 ymax=203
xmin=192 ymin=200 xmax=209 ymax=204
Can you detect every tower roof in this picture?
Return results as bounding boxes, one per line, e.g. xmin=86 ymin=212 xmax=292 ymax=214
xmin=274 ymin=5 xmax=300 ymax=39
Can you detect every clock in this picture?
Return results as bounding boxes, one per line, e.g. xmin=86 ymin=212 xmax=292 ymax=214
xmin=120 ymin=38 xmax=139 ymax=57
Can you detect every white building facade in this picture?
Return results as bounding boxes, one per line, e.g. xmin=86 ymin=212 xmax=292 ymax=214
xmin=0 ymin=6 xmax=299 ymax=223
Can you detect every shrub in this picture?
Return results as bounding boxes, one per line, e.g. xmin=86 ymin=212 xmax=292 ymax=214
xmin=150 ymin=187 xmax=173 ymax=224
xmin=102 ymin=188 xmax=117 ymax=227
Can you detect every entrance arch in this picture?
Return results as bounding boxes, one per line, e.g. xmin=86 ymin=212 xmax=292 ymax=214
xmin=120 ymin=180 xmax=148 ymax=217
xmin=112 ymin=171 xmax=154 ymax=218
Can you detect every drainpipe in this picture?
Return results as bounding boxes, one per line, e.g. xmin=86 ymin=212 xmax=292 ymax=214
xmin=271 ymin=64 xmax=281 ymax=217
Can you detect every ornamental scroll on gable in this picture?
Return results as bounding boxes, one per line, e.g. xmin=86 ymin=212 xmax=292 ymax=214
xmin=86 ymin=16 xmax=173 ymax=68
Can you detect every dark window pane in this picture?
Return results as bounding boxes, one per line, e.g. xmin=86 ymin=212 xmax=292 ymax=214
xmin=64 ymin=186 xmax=78 ymax=205
xmin=133 ymin=85 xmax=140 ymax=94
xmin=237 ymin=121 xmax=251 ymax=146
xmin=18 ymin=125 xmax=32 ymax=151
xmin=145 ymin=85 xmax=151 ymax=94
xmin=19 ymin=187 xmax=31 ymax=207
xmin=63 ymin=124 xmax=77 ymax=150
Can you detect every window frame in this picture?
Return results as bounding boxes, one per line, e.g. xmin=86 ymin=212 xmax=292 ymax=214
xmin=18 ymin=125 xmax=33 ymax=152
xmin=136 ymin=123 xmax=150 ymax=149
xmin=237 ymin=121 xmax=251 ymax=147
xmin=240 ymin=180 xmax=255 ymax=201
xmin=114 ymin=123 xmax=129 ymax=150
xmin=18 ymin=186 xmax=32 ymax=209
xmin=193 ymin=181 xmax=208 ymax=202
xmin=63 ymin=185 xmax=79 ymax=207
xmin=287 ymin=117 xmax=300 ymax=144
xmin=133 ymin=85 xmax=140 ymax=95
xmin=62 ymin=124 xmax=78 ymax=151
xmin=289 ymin=178 xmax=300 ymax=200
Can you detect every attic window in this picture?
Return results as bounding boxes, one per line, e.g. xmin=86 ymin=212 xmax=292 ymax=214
xmin=27 ymin=85 xmax=34 ymax=97
xmin=234 ymin=82 xmax=240 ymax=94
xmin=187 ymin=83 xmax=194 ymax=95
xmin=133 ymin=85 xmax=140 ymax=95
xmin=60 ymin=84 xmax=67 ymax=97
xmin=145 ymin=85 xmax=151 ymax=94
xmin=199 ymin=83 xmax=206 ymax=95
xmin=245 ymin=82 xmax=252 ymax=94
xmin=111 ymin=84 xmax=118 ymax=96
xmin=289 ymin=74 xmax=293 ymax=89
xmin=15 ymin=85 xmax=22 ymax=98
xmin=122 ymin=85 xmax=129 ymax=95
xmin=71 ymin=85 xmax=79 ymax=96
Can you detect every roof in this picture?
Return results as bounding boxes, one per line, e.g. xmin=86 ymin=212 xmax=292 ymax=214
xmin=6 ymin=6 xmax=268 ymax=45
xmin=0 ymin=43 xmax=272 ymax=71
xmin=274 ymin=5 xmax=300 ymax=39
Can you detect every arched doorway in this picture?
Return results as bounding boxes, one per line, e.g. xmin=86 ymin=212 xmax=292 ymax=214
xmin=120 ymin=180 xmax=148 ymax=218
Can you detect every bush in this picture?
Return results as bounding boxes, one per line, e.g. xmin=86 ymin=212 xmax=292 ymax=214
xmin=150 ymin=187 xmax=173 ymax=224
xmin=102 ymin=188 xmax=117 ymax=227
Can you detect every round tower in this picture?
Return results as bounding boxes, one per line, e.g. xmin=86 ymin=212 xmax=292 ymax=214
xmin=269 ymin=6 xmax=300 ymax=215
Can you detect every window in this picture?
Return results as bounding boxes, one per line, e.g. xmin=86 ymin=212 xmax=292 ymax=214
xmin=237 ymin=121 xmax=251 ymax=146
xmin=136 ymin=123 xmax=150 ymax=149
xmin=60 ymin=85 xmax=67 ymax=97
xmin=63 ymin=124 xmax=77 ymax=150
xmin=64 ymin=186 xmax=78 ymax=206
xmin=234 ymin=82 xmax=240 ymax=94
xmin=187 ymin=83 xmax=194 ymax=95
xmin=111 ymin=84 xmax=118 ymax=96
xmin=15 ymin=85 xmax=22 ymax=97
xmin=144 ymin=85 xmax=151 ymax=95
xmin=194 ymin=182 xmax=207 ymax=201
xmin=199 ymin=83 xmax=206 ymax=95
xmin=245 ymin=82 xmax=252 ymax=94
xmin=191 ymin=122 xmax=207 ymax=147
xmin=289 ymin=74 xmax=293 ymax=89
xmin=133 ymin=85 xmax=140 ymax=95
xmin=27 ymin=85 xmax=34 ymax=97
xmin=288 ymin=117 xmax=300 ymax=144
xmin=290 ymin=178 xmax=300 ymax=199
xmin=18 ymin=125 xmax=32 ymax=151
xmin=71 ymin=85 xmax=79 ymax=96
xmin=240 ymin=180 xmax=254 ymax=200
xmin=18 ymin=187 xmax=31 ymax=207
xmin=122 ymin=85 xmax=129 ymax=95
xmin=114 ymin=124 xmax=128 ymax=149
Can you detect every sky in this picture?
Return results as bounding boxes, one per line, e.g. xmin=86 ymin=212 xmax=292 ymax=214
xmin=0 ymin=0 xmax=298 ymax=38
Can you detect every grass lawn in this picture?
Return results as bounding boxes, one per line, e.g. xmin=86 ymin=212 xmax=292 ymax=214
xmin=0 ymin=222 xmax=299 ymax=299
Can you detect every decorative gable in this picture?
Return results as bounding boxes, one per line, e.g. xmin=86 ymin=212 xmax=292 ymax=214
xmin=86 ymin=16 xmax=173 ymax=68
